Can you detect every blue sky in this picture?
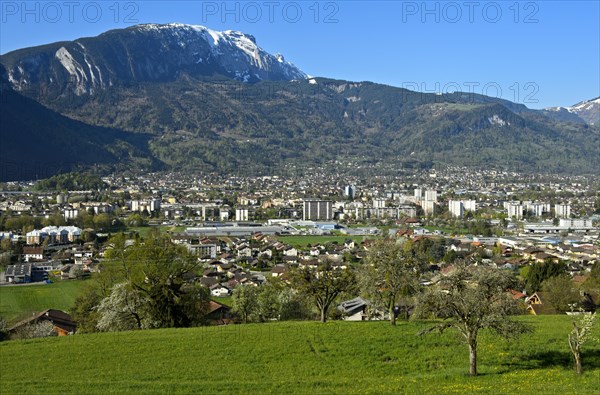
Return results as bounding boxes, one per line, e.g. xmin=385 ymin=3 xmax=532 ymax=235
xmin=1 ymin=1 xmax=598 ymax=108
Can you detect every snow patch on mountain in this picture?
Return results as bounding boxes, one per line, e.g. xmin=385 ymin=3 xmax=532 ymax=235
xmin=133 ymin=23 xmax=307 ymax=82
xmin=3 ymin=22 xmax=308 ymax=97
xmin=544 ymin=97 xmax=600 ymax=125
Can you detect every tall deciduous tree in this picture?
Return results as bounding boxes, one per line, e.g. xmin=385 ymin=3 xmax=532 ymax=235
xmin=232 ymin=285 xmax=260 ymax=324
xmin=75 ymin=232 xmax=208 ymax=331
xmin=291 ymin=261 xmax=355 ymax=323
xmin=360 ymin=238 xmax=426 ymax=325
xmin=542 ymin=275 xmax=581 ymax=313
xmin=417 ymin=263 xmax=531 ymax=376
xmin=525 ymin=260 xmax=567 ymax=294
xmin=127 ymin=233 xmax=206 ymax=328
xmin=257 ymin=280 xmax=282 ymax=321
xmin=96 ymin=282 xmax=149 ymax=331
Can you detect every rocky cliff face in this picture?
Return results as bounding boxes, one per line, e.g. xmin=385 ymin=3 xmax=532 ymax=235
xmin=1 ymin=23 xmax=307 ymax=100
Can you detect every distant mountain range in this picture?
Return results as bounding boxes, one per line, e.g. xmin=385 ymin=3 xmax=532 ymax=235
xmin=542 ymin=98 xmax=600 ymax=125
xmin=1 ymin=23 xmax=599 ymax=181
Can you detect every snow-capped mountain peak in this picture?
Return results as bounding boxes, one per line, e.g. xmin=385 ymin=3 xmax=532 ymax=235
xmin=543 ymin=97 xmax=600 ymax=125
xmin=1 ymin=23 xmax=307 ymax=97
xmin=128 ymin=23 xmax=306 ymax=82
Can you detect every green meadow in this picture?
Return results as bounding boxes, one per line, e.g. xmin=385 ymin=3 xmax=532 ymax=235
xmin=0 ymin=281 xmax=87 ymax=324
xmin=1 ymin=316 xmax=598 ymax=394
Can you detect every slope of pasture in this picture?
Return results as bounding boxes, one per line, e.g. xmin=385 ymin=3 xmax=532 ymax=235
xmin=0 ymin=281 xmax=86 ymax=324
xmin=1 ymin=317 xmax=599 ymax=394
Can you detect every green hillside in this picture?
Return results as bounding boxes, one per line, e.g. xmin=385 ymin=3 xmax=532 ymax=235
xmin=0 ymin=281 xmax=87 ymax=324
xmin=1 ymin=317 xmax=598 ymax=394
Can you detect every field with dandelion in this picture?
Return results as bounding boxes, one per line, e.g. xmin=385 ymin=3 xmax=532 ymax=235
xmin=1 ymin=316 xmax=598 ymax=394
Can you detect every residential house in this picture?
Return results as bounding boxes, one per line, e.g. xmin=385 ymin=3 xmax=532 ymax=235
xmin=210 ymin=283 xmax=232 ymax=297
xmin=525 ymin=292 xmax=558 ymax=315
xmin=8 ymin=309 xmax=77 ymax=336
xmin=206 ymin=301 xmax=232 ymax=325
xmin=5 ymin=264 xmax=32 ymax=283
xmin=283 ymin=247 xmax=298 ymax=257
xmin=23 ymin=246 xmax=44 ymax=262
xmin=271 ymin=265 xmax=287 ymax=277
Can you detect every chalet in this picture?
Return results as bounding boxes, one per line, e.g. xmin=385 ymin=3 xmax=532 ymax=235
xmin=271 ymin=265 xmax=287 ymax=277
xmin=199 ymin=277 xmax=220 ymax=287
xmin=249 ymin=274 xmax=266 ymax=286
xmin=522 ymin=246 xmax=544 ymax=259
xmin=344 ymin=240 xmax=357 ymax=250
xmin=203 ymin=269 xmax=222 ymax=279
xmin=8 ymin=309 xmax=77 ymax=336
xmin=272 ymin=242 xmax=286 ymax=251
xmin=283 ymin=247 xmax=298 ymax=257
xmin=282 ymin=256 xmax=298 ymax=264
xmin=525 ymin=292 xmax=558 ymax=315
xmin=532 ymin=252 xmax=558 ymax=263
xmin=233 ymin=272 xmax=251 ymax=283
xmin=219 ymin=254 xmax=235 ymax=263
xmin=215 ymin=262 xmax=233 ymax=273
xmin=299 ymin=259 xmax=319 ymax=269
xmin=259 ymin=248 xmax=273 ymax=259
xmin=23 ymin=246 xmax=44 ymax=262
xmin=237 ymin=246 xmax=253 ymax=257
xmin=73 ymin=250 xmax=93 ymax=265
xmin=210 ymin=283 xmax=232 ymax=297
xmin=207 ymin=260 xmax=222 ymax=267
xmin=206 ymin=301 xmax=232 ymax=325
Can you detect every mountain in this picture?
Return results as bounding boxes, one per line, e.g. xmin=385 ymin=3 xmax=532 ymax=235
xmin=1 ymin=23 xmax=306 ymax=101
xmin=0 ymin=65 xmax=160 ymax=181
xmin=542 ymin=97 xmax=600 ymax=125
xmin=1 ymin=24 xmax=599 ymax=180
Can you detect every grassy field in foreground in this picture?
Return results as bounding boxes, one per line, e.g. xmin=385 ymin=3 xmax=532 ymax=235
xmin=277 ymin=235 xmax=368 ymax=249
xmin=1 ymin=316 xmax=599 ymax=394
xmin=0 ymin=280 xmax=87 ymax=324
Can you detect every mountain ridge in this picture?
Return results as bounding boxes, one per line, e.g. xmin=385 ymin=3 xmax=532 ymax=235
xmin=1 ymin=24 xmax=599 ymax=181
xmin=542 ymin=97 xmax=600 ymax=125
xmin=1 ymin=23 xmax=306 ymax=101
